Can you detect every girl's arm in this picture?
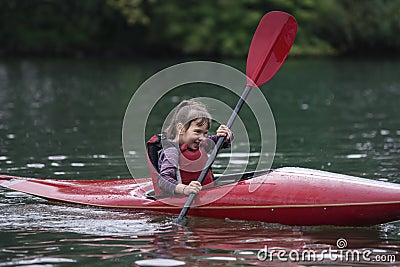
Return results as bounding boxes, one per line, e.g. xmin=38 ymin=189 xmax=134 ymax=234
xmin=158 ymin=147 xmax=179 ymax=195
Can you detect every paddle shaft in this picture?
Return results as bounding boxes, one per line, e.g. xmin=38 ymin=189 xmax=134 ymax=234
xmin=177 ymin=85 xmax=252 ymax=221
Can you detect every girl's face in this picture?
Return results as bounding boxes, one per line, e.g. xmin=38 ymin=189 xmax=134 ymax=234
xmin=178 ymin=118 xmax=209 ymax=150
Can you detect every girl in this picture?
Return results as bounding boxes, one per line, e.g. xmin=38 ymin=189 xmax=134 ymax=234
xmin=156 ymin=100 xmax=232 ymax=196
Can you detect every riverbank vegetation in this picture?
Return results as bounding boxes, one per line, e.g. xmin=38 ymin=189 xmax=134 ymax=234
xmin=1 ymin=0 xmax=399 ymax=58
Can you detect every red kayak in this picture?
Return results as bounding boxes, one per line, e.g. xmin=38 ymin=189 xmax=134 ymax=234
xmin=1 ymin=167 xmax=400 ymax=226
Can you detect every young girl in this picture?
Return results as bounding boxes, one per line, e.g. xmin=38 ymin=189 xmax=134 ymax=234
xmin=156 ymin=100 xmax=233 ymax=196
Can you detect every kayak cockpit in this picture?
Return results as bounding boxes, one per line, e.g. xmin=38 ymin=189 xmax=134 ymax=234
xmin=213 ymin=169 xmax=272 ymax=186
xmin=144 ymin=169 xmax=273 ymax=199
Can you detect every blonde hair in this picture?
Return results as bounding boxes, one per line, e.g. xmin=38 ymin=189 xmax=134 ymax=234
xmin=165 ymin=100 xmax=211 ymax=140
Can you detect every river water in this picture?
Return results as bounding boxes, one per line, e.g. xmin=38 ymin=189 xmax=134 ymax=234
xmin=0 ymin=58 xmax=399 ymax=266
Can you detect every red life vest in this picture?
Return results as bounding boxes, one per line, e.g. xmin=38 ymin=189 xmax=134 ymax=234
xmin=146 ymin=134 xmax=214 ymax=196
xmin=179 ymin=143 xmax=214 ymax=186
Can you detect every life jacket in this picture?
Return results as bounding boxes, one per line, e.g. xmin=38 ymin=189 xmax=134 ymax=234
xmin=179 ymin=143 xmax=214 ymax=186
xmin=146 ymin=134 xmax=214 ymax=196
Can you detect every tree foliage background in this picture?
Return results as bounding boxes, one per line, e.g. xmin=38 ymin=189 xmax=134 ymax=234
xmin=1 ymin=0 xmax=399 ymax=58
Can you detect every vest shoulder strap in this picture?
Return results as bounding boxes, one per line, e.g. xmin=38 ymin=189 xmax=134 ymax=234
xmin=146 ymin=133 xmax=180 ymax=172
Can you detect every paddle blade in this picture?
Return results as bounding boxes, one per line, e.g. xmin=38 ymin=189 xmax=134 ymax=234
xmin=246 ymin=11 xmax=297 ymax=87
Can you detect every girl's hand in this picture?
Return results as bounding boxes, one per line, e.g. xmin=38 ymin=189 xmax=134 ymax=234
xmin=216 ymin=125 xmax=233 ymax=142
xmin=176 ymin=181 xmax=202 ymax=195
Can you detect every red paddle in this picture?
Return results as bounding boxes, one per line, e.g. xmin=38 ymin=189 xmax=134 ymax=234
xmin=176 ymin=11 xmax=297 ymax=223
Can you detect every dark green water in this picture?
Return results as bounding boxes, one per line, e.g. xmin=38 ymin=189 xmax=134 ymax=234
xmin=0 ymin=58 xmax=399 ymax=266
